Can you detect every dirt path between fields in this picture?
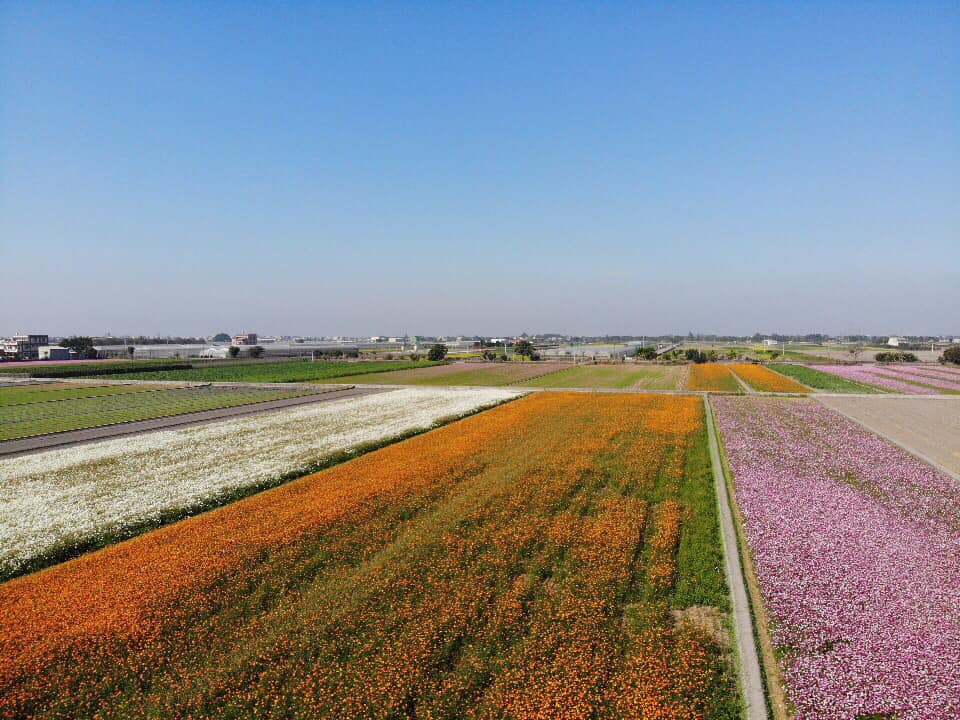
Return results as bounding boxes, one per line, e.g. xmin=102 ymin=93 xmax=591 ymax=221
xmin=0 ymin=386 xmax=389 ymax=457
xmin=703 ymin=397 xmax=769 ymax=719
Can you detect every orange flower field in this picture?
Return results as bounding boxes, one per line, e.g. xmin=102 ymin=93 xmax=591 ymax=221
xmin=686 ymin=364 xmax=742 ymax=393
xmin=0 ymin=393 xmax=739 ymax=719
xmin=727 ymin=364 xmax=812 ymax=393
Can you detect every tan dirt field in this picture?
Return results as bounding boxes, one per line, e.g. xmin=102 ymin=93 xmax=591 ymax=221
xmin=818 ymin=396 xmax=960 ymax=477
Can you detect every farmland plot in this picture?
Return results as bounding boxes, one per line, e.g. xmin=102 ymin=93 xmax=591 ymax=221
xmin=714 ymin=396 xmax=960 ymax=719
xmin=727 ymin=364 xmax=811 ymax=393
xmin=518 ymin=363 xmax=687 ymax=389
xmin=321 ymin=361 xmax=568 ymax=386
xmin=105 ymin=359 xmax=442 ymax=383
xmin=687 ymin=364 xmax=741 ymax=392
xmin=0 ymin=393 xmax=740 ymax=719
xmin=867 ymin=364 xmax=960 ymax=393
xmin=0 ymin=387 xmax=518 ymax=579
xmin=0 ymin=382 xmax=175 ymax=406
xmin=810 ymin=364 xmax=957 ymax=394
xmin=0 ymin=384 xmax=323 ymax=440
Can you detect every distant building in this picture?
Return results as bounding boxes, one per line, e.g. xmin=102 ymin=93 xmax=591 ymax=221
xmin=38 ymin=346 xmax=75 ymax=361
xmin=232 ymin=333 xmax=258 ymax=346
xmin=763 ymin=339 xmax=778 ymax=346
xmin=5 ymin=334 xmax=49 ymax=361
xmin=887 ymin=337 xmax=908 ymax=347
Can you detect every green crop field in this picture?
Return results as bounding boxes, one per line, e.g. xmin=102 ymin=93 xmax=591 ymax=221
xmin=92 ymin=360 xmax=442 ymax=384
xmin=0 ymin=359 xmax=193 ymax=378
xmin=0 ymin=385 xmax=324 ymax=440
xmin=0 ymin=382 xmax=175 ymax=407
xmin=769 ymin=364 xmax=885 ymax=393
xmin=518 ymin=364 xmax=688 ymax=389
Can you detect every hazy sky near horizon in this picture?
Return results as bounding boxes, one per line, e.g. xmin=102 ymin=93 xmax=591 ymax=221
xmin=2 ymin=2 xmax=958 ymax=337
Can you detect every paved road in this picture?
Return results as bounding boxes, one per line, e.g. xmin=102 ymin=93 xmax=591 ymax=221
xmin=0 ymin=386 xmax=390 ymax=457
xmin=703 ymin=396 xmax=769 ymax=720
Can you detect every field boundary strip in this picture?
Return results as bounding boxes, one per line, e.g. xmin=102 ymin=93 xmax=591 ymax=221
xmin=703 ymin=396 xmax=769 ymax=720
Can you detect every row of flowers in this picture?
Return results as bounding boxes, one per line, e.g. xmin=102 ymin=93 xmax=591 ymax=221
xmin=0 ymin=386 xmax=520 ymax=579
xmin=0 ymin=392 xmax=738 ymax=718
xmin=809 ymin=363 xmax=954 ymax=394
xmin=869 ymin=364 xmax=960 ymax=392
xmin=714 ymin=396 xmax=960 ymax=719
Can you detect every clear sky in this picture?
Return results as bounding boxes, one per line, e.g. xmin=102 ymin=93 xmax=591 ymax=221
xmin=1 ymin=2 xmax=957 ymax=337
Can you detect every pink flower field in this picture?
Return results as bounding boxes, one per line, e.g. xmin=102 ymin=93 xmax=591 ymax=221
xmin=810 ymin=364 xmax=945 ymax=394
xmin=875 ymin=364 xmax=960 ymax=391
xmin=714 ymin=396 xmax=960 ymax=719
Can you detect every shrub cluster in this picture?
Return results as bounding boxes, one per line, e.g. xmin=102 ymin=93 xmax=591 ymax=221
xmin=874 ymin=352 xmax=918 ymax=363
xmin=940 ymin=345 xmax=960 ymax=365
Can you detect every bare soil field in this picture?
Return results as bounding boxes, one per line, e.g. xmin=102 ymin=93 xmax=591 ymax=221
xmin=317 ymin=361 xmax=568 ymax=386
xmin=817 ymin=396 xmax=960 ymax=476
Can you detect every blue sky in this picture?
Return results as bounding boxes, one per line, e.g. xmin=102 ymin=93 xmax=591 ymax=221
xmin=1 ymin=1 xmax=957 ymax=337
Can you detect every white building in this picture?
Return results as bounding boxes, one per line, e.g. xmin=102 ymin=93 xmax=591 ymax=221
xmin=38 ymin=346 xmax=74 ymax=361
xmin=887 ymin=337 xmax=908 ymax=347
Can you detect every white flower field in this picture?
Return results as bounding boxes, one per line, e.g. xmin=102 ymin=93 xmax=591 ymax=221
xmin=0 ymin=387 xmax=520 ymax=577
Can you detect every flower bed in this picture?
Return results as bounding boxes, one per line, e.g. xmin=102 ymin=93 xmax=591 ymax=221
xmin=871 ymin=364 xmax=960 ymax=392
xmin=714 ymin=396 xmax=960 ymax=719
xmin=728 ymin=364 xmax=812 ymax=393
xmin=687 ymin=364 xmax=742 ymax=392
xmin=809 ymin=364 xmax=939 ymax=394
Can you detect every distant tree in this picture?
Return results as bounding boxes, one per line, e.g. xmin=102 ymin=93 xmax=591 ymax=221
xmin=427 ymin=343 xmax=448 ymax=362
xmin=685 ymin=348 xmax=708 ymax=363
xmin=637 ymin=347 xmax=657 ymax=360
xmin=127 ymin=346 xmax=135 ymax=358
xmin=727 ymin=349 xmax=739 ymax=360
xmin=227 ymin=346 xmax=240 ymax=358
xmin=514 ymin=339 xmax=535 ymax=358
xmin=482 ymin=350 xmax=497 ymax=361
xmin=212 ymin=333 xmax=231 ymax=343
xmin=409 ymin=353 xmax=421 ymax=361
xmin=941 ymin=346 xmax=960 ymax=365
xmin=249 ymin=346 xmax=265 ymax=359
